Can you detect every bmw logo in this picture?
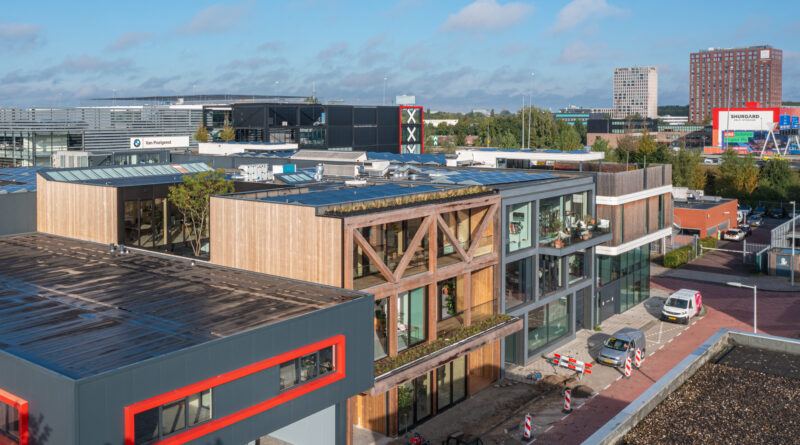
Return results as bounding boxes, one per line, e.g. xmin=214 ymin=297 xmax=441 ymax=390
xmin=133 ymin=139 xmax=141 ymax=148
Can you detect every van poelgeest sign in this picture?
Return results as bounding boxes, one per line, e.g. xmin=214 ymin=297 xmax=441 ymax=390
xmin=130 ymin=136 xmax=190 ymax=149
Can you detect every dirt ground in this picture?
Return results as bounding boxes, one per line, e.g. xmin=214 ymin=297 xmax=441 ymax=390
xmin=389 ymin=375 xmax=582 ymax=445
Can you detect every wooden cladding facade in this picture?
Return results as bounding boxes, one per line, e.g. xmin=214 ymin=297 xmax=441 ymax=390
xmin=596 ymin=164 xmax=672 ymax=197
xmin=37 ymin=176 xmax=118 ymax=244
xmin=209 ymin=197 xmax=343 ymax=287
xmin=598 ymin=192 xmax=672 ymax=246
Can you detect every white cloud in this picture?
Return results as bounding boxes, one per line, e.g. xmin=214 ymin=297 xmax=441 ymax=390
xmin=178 ymin=1 xmax=252 ymax=35
xmin=550 ymin=0 xmax=625 ymax=34
xmin=105 ymin=32 xmax=151 ymax=52
xmin=0 ymin=22 xmax=44 ymax=52
xmin=554 ymin=40 xmax=608 ymax=65
xmin=441 ymin=0 xmax=533 ymax=32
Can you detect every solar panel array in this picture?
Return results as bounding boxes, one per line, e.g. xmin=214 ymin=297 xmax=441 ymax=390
xmin=274 ymin=172 xmax=316 ymax=184
xmin=366 ymin=152 xmax=446 ymax=165
xmin=41 ymin=163 xmax=212 ymax=185
xmin=261 ymin=183 xmax=442 ymax=207
xmin=0 ymin=167 xmax=45 ymax=194
xmin=423 ymin=169 xmax=556 ymax=186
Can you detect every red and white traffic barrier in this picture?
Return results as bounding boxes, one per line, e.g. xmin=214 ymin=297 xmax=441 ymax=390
xmin=563 ymin=388 xmax=572 ymax=413
xmin=634 ymin=348 xmax=643 ymax=369
xmin=624 ymin=356 xmax=632 ymax=378
xmin=522 ymin=413 xmax=532 ymax=440
xmin=553 ymin=353 xmax=593 ymax=375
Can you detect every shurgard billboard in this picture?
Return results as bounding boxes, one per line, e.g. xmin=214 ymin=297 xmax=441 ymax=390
xmin=717 ymin=110 xmax=775 ymax=131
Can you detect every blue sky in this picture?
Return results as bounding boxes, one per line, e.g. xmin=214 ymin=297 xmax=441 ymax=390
xmin=1 ymin=0 xmax=798 ymax=111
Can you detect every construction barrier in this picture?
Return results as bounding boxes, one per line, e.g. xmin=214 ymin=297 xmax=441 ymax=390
xmin=634 ymin=348 xmax=642 ymax=369
xmin=563 ymin=388 xmax=572 ymax=413
xmin=553 ymin=353 xmax=593 ymax=376
xmin=522 ymin=413 xmax=532 ymax=440
xmin=624 ymin=356 xmax=632 ymax=378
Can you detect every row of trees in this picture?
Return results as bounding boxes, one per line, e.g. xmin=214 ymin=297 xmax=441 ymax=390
xmin=424 ymin=106 xmax=586 ymax=151
xmin=193 ymin=125 xmax=235 ymax=143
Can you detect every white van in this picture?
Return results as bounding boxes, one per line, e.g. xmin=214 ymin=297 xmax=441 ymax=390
xmin=661 ymin=289 xmax=703 ymax=324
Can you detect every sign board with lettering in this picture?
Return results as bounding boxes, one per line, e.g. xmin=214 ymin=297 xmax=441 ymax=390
xmin=399 ymin=106 xmax=424 ymax=154
xmin=130 ymin=136 xmax=190 ymax=149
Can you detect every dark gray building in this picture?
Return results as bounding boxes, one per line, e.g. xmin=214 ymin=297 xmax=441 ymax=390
xmin=0 ymin=233 xmax=373 ymax=445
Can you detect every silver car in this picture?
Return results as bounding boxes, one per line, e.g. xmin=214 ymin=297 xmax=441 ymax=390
xmin=597 ymin=327 xmax=646 ymax=368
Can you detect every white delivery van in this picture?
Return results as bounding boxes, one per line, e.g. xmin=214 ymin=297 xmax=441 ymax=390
xmin=661 ymin=289 xmax=703 ymax=324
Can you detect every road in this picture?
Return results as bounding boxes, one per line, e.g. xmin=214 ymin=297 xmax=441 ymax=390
xmin=530 ymin=277 xmax=800 ymax=445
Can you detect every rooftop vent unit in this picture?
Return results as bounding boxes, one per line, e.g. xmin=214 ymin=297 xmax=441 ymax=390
xmin=364 ymin=161 xmax=390 ymax=177
xmin=323 ymin=163 xmax=359 ymax=178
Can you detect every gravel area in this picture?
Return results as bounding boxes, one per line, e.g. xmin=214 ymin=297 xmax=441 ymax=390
xmin=622 ymin=359 xmax=800 ymax=444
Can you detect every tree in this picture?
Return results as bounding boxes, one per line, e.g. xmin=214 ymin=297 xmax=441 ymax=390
xmin=553 ymin=120 xmax=582 ymax=150
xmin=616 ymin=134 xmax=639 ymax=153
xmin=220 ymin=125 xmax=236 ymax=142
xmin=193 ymin=125 xmax=210 ymax=143
xmin=591 ymin=136 xmax=617 ymax=162
xmin=671 ymin=148 xmax=706 ymax=190
xmin=759 ymin=157 xmax=797 ymax=194
xmin=637 ymin=130 xmax=657 ymax=157
xmin=168 ymin=169 xmax=234 ymax=257
xmin=716 ymin=150 xmax=759 ymax=199
xmin=573 ymin=121 xmax=587 ymax=145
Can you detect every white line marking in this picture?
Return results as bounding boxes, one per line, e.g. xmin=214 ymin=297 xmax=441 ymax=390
xmin=545 ymin=425 xmax=554 ymax=432
xmin=616 ymin=375 xmax=622 ymax=381
xmin=561 ymin=414 xmax=569 ymax=421
xmin=658 ymin=321 xmax=663 ymax=344
xmin=668 ymin=338 xmax=673 ymax=343
xmin=603 ymin=383 xmax=610 ymax=391
xmin=659 ymin=345 xmax=664 ymax=350
xmin=576 ymin=402 xmax=585 ymax=409
xmin=676 ymin=331 xmax=682 ymax=336
xmin=590 ymin=393 xmax=598 ymax=399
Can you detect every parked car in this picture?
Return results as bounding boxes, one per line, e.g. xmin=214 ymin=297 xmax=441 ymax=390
xmin=770 ymin=207 xmax=786 ymax=219
xmin=753 ymin=206 xmax=766 ymax=216
xmin=738 ymin=204 xmax=752 ymax=215
xmin=661 ymin=289 xmax=703 ymax=325
xmin=598 ymin=328 xmax=646 ymax=368
xmin=747 ymin=214 xmax=763 ymax=226
xmin=703 ymin=157 xmax=721 ymax=165
xmin=740 ymin=223 xmax=753 ymax=236
xmin=723 ymin=228 xmax=745 ymax=241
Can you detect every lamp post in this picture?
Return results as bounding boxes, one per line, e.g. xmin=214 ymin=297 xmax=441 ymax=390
xmin=726 ymin=282 xmax=757 ymax=333
xmin=791 ymin=201 xmax=797 ymax=286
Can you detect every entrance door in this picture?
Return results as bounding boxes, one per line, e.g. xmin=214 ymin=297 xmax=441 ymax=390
xmin=398 ymin=373 xmax=433 ymax=434
xmin=597 ymin=287 xmax=615 ymax=323
xmin=437 ymin=356 xmax=467 ymax=412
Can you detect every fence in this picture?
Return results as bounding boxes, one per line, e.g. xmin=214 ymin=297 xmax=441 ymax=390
xmin=770 ymin=215 xmax=800 ymax=249
xmin=665 ymin=234 xmax=695 ymax=253
xmin=743 ymin=242 xmax=770 ymax=265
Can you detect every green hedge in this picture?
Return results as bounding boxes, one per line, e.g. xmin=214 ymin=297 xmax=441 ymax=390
xmin=663 ymin=237 xmax=717 ymax=268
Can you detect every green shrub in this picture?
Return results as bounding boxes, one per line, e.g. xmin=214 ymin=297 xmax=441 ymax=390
xmin=698 ymin=236 xmax=717 ymax=250
xmin=664 ymin=245 xmax=692 ymax=268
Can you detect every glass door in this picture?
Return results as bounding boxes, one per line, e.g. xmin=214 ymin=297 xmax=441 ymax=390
xmin=436 ymin=357 xmax=467 ymax=412
xmin=398 ymin=372 xmax=434 ymax=435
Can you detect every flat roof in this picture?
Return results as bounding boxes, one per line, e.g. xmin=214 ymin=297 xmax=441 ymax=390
xmin=38 ymin=163 xmax=212 ymax=187
xmin=261 ymin=183 xmax=445 ymax=207
xmin=0 ymin=233 xmax=363 ymax=379
xmin=674 ymin=198 xmax=735 ymax=210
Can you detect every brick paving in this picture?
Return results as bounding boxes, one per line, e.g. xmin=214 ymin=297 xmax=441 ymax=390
xmin=531 ymin=277 xmax=800 ymax=445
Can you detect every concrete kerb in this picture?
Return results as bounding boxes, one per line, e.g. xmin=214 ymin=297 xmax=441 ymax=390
xmin=581 ymin=330 xmax=800 ymax=445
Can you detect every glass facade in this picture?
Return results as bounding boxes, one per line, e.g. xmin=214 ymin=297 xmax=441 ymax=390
xmin=505 ymin=257 xmax=533 ymax=310
xmin=374 ymin=299 xmax=389 ymax=360
xmin=436 ymin=356 xmax=467 ymax=412
xmin=353 ymin=217 xmax=429 ymax=290
xmin=398 ymin=373 xmax=433 ymax=434
xmin=507 ymin=201 xmax=533 ymax=252
xmin=597 ymin=244 xmax=651 ymax=319
xmin=397 ymin=287 xmax=426 ymax=352
xmin=568 ymin=250 xmax=587 ymax=284
xmin=0 ymin=130 xmax=83 ymax=167
xmin=526 ymin=296 xmax=571 ymax=356
xmin=123 ymin=197 xmax=198 ymax=254
xmin=539 ymin=255 xmax=563 ymax=295
xmin=539 ymin=192 xmax=605 ymax=248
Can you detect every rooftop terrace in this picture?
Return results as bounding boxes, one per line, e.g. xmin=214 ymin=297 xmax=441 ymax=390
xmin=0 ymin=233 xmax=363 ymax=379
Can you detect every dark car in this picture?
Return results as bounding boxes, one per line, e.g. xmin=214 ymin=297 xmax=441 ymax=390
xmin=740 ymin=223 xmax=753 ymax=236
xmin=770 ymin=208 xmax=785 ymax=219
xmin=753 ymin=206 xmax=766 ymax=216
xmin=747 ymin=214 xmax=763 ymax=226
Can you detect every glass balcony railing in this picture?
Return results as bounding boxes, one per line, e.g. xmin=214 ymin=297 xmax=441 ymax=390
xmin=436 ymin=300 xmax=497 ymax=340
xmin=538 ymin=219 xmax=611 ymax=249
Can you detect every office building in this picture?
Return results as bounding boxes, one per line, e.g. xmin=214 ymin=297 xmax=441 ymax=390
xmin=690 ymin=45 xmax=783 ymax=123
xmin=613 ymin=67 xmax=658 ymax=119
xmin=0 ymin=232 xmax=373 ymax=445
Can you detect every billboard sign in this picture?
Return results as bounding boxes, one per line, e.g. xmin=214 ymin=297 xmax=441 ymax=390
xmin=793 ymin=116 xmax=799 ymax=130
xmin=779 ymin=115 xmax=791 ymax=130
xmin=722 ymin=130 xmax=794 ymax=151
xmin=717 ymin=110 xmax=775 ymax=131
xmin=130 ymin=136 xmax=190 ymax=149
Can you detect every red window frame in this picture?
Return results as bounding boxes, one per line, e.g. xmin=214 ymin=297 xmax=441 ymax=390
xmin=124 ymin=335 xmax=346 ymax=445
xmin=0 ymin=388 xmax=28 ymax=445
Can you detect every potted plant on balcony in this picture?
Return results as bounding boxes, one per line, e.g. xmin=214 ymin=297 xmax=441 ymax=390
xmin=551 ymin=219 xmax=565 ymax=248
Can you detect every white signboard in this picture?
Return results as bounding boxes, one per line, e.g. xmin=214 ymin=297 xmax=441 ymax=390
xmin=130 ymin=136 xmax=190 ymax=149
xmin=717 ymin=111 xmax=774 ymax=131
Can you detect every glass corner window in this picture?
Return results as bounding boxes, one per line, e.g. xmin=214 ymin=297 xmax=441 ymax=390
xmin=507 ymin=202 xmax=533 ymax=252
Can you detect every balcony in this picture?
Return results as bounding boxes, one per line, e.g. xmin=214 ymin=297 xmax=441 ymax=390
xmin=538 ymin=219 xmax=612 ymax=249
xmin=370 ymin=313 xmax=522 ymax=395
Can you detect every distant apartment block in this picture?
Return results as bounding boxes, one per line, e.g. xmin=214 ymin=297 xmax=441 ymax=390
xmin=613 ymin=67 xmax=658 ymax=119
xmin=690 ymin=45 xmax=782 ymax=123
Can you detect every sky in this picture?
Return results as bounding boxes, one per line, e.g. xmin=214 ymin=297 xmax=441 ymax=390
xmin=1 ymin=0 xmax=799 ymax=112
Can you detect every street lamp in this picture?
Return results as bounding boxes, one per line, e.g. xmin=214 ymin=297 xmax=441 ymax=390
xmin=726 ymin=282 xmax=758 ymax=333
xmin=791 ymin=201 xmax=796 ymax=287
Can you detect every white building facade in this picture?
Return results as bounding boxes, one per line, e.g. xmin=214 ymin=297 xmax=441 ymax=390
xmin=613 ymin=67 xmax=658 ymax=119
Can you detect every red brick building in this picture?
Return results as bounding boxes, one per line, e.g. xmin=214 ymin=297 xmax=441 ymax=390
xmin=690 ymin=46 xmax=782 ymax=123
xmin=674 ymin=197 xmax=738 ymax=238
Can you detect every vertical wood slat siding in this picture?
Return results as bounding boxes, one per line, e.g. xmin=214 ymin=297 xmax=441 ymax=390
xmin=353 ymin=393 xmax=387 ymax=435
xmin=209 ymin=197 xmax=343 ymax=287
xmin=467 ymin=341 xmax=499 ymax=395
xmin=623 ymin=200 xmax=646 ymax=242
xmin=36 ymin=176 xmax=118 ymax=244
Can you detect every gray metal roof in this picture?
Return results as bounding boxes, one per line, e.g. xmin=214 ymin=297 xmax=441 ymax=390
xmin=0 ymin=233 xmax=363 ymax=379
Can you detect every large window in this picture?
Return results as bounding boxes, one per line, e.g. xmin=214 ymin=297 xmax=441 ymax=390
xmin=507 ymin=201 xmax=533 ymax=252
xmin=0 ymin=401 xmax=19 ymax=444
xmin=568 ymin=250 xmax=587 ymax=284
xmin=123 ymin=198 xmax=195 ymax=253
xmin=505 ymin=257 xmax=533 ymax=310
xmin=398 ymin=373 xmax=433 ymax=435
xmin=374 ymin=298 xmax=390 ymax=360
xmin=354 ymin=217 xmax=429 ymax=290
xmin=134 ymin=390 xmax=212 ymax=445
xmin=539 ymin=255 xmax=563 ymax=295
xmin=279 ymin=346 xmax=335 ymax=391
xmin=527 ymin=296 xmax=572 ymax=355
xmin=437 ymin=356 xmax=467 ymax=411
xmin=398 ymin=287 xmax=427 ymax=351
